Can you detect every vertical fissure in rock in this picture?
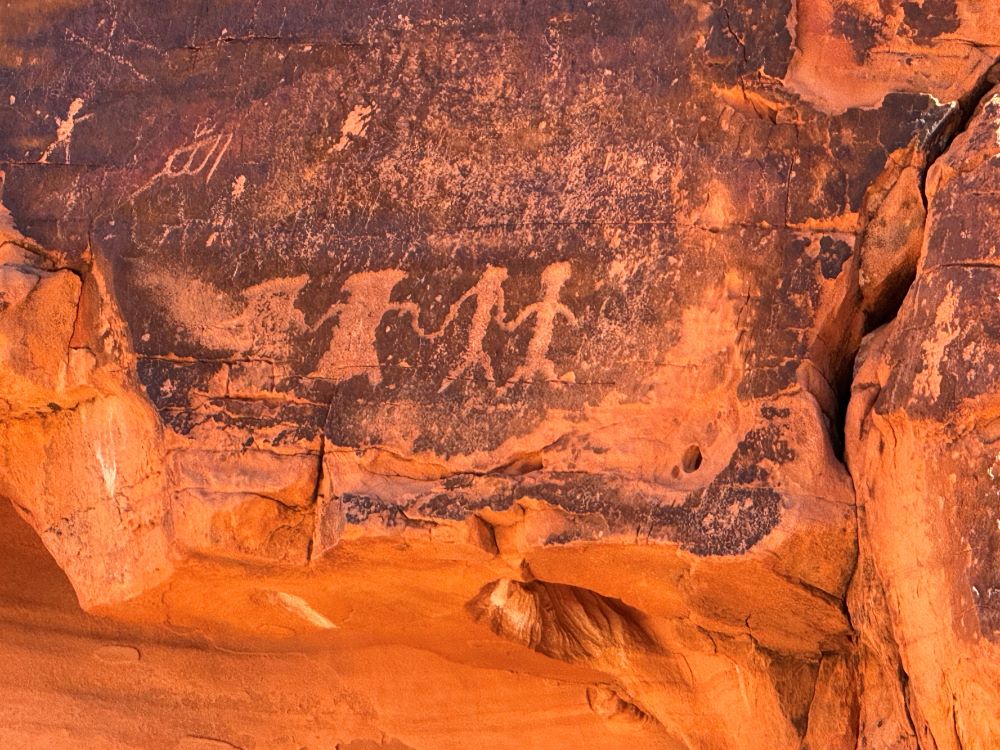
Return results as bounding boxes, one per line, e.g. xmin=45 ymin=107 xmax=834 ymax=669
xmin=835 ymin=61 xmax=1000 ymax=466
xmin=857 ymin=60 xmax=1000 ymax=335
xmin=898 ymin=664 xmax=920 ymax=741
xmin=306 ymin=434 xmax=326 ymax=563
xmin=918 ymin=60 xmax=1000 ymax=209
xmin=829 ymin=349 xmax=857 ymax=464
xmin=831 ymin=61 xmax=1000 ymax=750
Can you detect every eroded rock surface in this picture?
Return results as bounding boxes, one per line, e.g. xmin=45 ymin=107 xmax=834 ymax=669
xmin=0 ymin=1 xmax=999 ymax=748
xmin=848 ymin=82 xmax=1000 ymax=750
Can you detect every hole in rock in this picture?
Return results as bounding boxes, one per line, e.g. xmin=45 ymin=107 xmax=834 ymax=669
xmin=681 ymin=445 xmax=703 ymax=473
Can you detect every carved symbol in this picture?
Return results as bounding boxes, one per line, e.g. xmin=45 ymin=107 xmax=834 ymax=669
xmin=309 ymin=270 xmax=420 ymax=386
xmin=332 ymin=102 xmax=376 ymax=152
xmin=39 ymin=97 xmax=91 ymax=164
xmin=308 ymin=263 xmax=578 ymax=391
xmin=64 ymin=28 xmax=151 ymax=82
xmin=156 ymin=127 xmax=233 ymax=184
xmin=228 ymin=276 xmax=311 ymax=360
xmin=499 ymin=261 xmax=576 ymax=388
xmin=423 ymin=265 xmax=509 ymax=392
xmin=142 ymin=271 xmax=309 ymax=361
xmin=152 ymin=262 xmax=579 ymax=394
xmin=133 ymin=126 xmax=233 ymax=199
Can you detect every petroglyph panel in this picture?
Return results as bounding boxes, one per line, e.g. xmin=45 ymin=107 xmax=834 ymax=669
xmin=0 ymin=0 xmax=953 ymax=554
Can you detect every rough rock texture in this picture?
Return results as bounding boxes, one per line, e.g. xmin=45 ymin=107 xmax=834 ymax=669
xmin=847 ymin=83 xmax=1000 ymax=749
xmin=1 ymin=1 xmax=1000 ymax=748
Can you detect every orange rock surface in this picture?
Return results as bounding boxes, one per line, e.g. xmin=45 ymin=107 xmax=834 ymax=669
xmin=1 ymin=1 xmax=999 ymax=748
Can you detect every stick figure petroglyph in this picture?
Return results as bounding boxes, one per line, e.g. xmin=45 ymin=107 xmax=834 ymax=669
xmin=423 ymin=265 xmax=509 ymax=393
xmin=500 ymin=261 xmax=576 ymax=388
xmin=39 ymin=97 xmax=92 ymax=164
xmin=310 ymin=269 xmax=421 ymax=386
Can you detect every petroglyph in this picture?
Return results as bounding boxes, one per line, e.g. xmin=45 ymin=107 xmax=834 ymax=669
xmin=425 ymin=265 xmax=510 ymax=392
xmin=332 ymin=103 xmax=376 ymax=152
xmin=151 ymin=263 xmax=578 ymax=391
xmin=134 ymin=126 xmax=233 ymax=199
xmin=143 ymin=270 xmax=309 ymax=360
xmin=39 ymin=97 xmax=91 ymax=164
xmin=233 ymin=276 xmax=312 ymax=360
xmin=63 ymin=28 xmax=151 ymax=82
xmin=914 ymin=281 xmax=960 ymax=403
xmin=500 ymin=261 xmax=577 ymax=387
xmin=310 ymin=270 xmax=420 ymax=385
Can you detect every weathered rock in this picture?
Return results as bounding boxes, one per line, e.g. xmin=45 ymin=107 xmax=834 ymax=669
xmin=786 ymin=0 xmax=1000 ymax=113
xmin=0 ymin=0 xmax=999 ymax=748
xmin=847 ymin=85 xmax=1000 ymax=750
xmin=0 ymin=203 xmax=173 ymax=607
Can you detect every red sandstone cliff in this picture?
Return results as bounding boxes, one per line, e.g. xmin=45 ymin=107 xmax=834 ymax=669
xmin=1 ymin=1 xmax=999 ymax=748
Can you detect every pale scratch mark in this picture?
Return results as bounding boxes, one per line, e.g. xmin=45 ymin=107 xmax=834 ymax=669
xmin=176 ymin=736 xmax=245 ymax=750
xmin=89 ymin=407 xmax=119 ymax=505
xmin=95 ymin=441 xmax=117 ymax=497
xmin=96 ymin=445 xmax=117 ymax=496
xmin=64 ymin=28 xmax=151 ymax=82
xmin=203 ymin=132 xmax=233 ymax=184
xmin=93 ymin=644 xmax=140 ymax=663
xmin=332 ymin=102 xmax=376 ymax=151
xmin=272 ymin=592 xmax=337 ymax=629
xmin=132 ymin=130 xmax=233 ymax=199
xmin=39 ymin=97 xmax=92 ymax=164
xmin=990 ymin=94 xmax=1000 ymax=147
xmin=734 ymin=663 xmax=751 ymax=714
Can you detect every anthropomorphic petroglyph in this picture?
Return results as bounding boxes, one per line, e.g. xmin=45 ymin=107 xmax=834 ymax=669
xmin=63 ymin=28 xmax=151 ymax=82
xmin=424 ymin=265 xmax=510 ymax=392
xmin=39 ymin=97 xmax=91 ymax=164
xmin=151 ymin=262 xmax=579 ymax=392
xmin=500 ymin=261 xmax=577 ymax=387
xmin=310 ymin=269 xmax=420 ymax=386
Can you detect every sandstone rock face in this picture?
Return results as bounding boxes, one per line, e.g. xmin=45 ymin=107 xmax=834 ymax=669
xmin=0 ymin=207 xmax=173 ymax=608
xmin=0 ymin=1 xmax=999 ymax=748
xmin=848 ymin=84 xmax=1000 ymax=750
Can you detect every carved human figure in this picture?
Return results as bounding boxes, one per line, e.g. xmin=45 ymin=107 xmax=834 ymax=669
xmin=308 ymin=262 xmax=575 ymax=391
xmin=39 ymin=97 xmax=91 ymax=165
xmin=500 ymin=261 xmax=576 ymax=388
xmin=424 ymin=265 xmax=510 ymax=392
xmin=310 ymin=269 xmax=419 ymax=386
